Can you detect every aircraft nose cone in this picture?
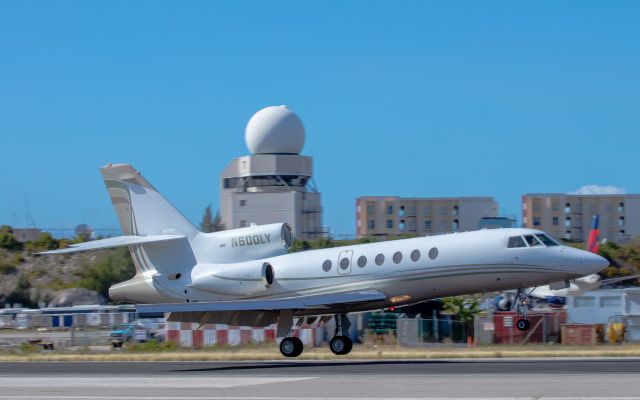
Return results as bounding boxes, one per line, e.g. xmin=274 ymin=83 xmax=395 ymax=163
xmin=588 ymin=252 xmax=609 ymax=270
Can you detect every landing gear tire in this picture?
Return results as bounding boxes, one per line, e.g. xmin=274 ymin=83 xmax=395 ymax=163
xmin=329 ymin=336 xmax=353 ymax=355
xmin=280 ymin=337 xmax=304 ymax=357
xmin=516 ymin=319 xmax=531 ymax=331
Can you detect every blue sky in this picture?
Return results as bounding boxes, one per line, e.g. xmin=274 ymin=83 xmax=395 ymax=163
xmin=1 ymin=1 xmax=638 ymax=237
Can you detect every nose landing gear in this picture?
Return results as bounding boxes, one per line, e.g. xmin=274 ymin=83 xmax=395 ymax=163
xmin=513 ymin=288 xmax=533 ymax=331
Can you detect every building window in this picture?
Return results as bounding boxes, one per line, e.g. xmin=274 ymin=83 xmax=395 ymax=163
xmin=240 ymin=220 xmax=248 ymax=227
xmin=386 ymin=220 xmax=393 ymax=229
xmin=367 ymin=220 xmax=375 ymax=229
xmin=239 ymin=199 xmax=247 ymax=207
xmin=452 ymin=206 xmax=459 ymax=216
xmin=574 ymin=297 xmax=595 ymax=308
xmin=533 ymin=217 xmax=540 ymax=226
xmin=618 ymin=217 xmax=625 ymax=227
xmin=399 ymin=220 xmax=405 ymax=231
xmin=564 ymin=217 xmax=571 ymax=227
xmin=600 ymin=296 xmax=621 ymax=308
xmin=564 ymin=203 xmax=571 ymax=213
xmin=619 ymin=230 xmax=626 ymax=236
xmin=423 ymin=206 xmax=432 ymax=216
xmin=619 ymin=202 xmax=625 ymax=213
xmin=367 ymin=203 xmax=375 ymax=214
xmin=386 ymin=205 xmax=393 ymax=215
xmin=565 ymin=230 xmax=572 ymax=239
xmin=552 ymin=216 xmax=559 ymax=226
xmin=399 ymin=206 xmax=405 ymax=217
xmin=522 ymin=202 xmax=527 ymax=211
xmin=452 ymin=219 xmax=459 ymax=231
xmin=551 ymin=202 xmax=559 ymax=212
xmin=424 ymin=220 xmax=432 ymax=230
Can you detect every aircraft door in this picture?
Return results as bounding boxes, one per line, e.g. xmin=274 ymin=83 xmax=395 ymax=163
xmin=337 ymin=250 xmax=353 ymax=276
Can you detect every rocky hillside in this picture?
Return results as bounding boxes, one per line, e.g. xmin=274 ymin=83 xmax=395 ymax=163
xmin=0 ymin=226 xmax=134 ymax=308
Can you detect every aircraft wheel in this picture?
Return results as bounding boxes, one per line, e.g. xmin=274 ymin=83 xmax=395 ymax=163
xmin=280 ymin=337 xmax=303 ymax=357
xmin=516 ymin=319 xmax=531 ymax=331
xmin=329 ymin=336 xmax=352 ymax=355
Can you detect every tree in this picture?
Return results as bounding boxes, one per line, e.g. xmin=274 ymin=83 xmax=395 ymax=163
xmin=443 ymin=296 xmax=482 ymax=339
xmin=201 ymin=205 xmax=214 ymax=233
xmin=0 ymin=225 xmax=21 ymax=250
xmin=76 ymin=248 xmax=136 ymax=299
xmin=201 ymin=205 xmax=225 ymax=233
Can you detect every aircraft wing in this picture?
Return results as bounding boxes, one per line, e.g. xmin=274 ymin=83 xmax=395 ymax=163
xmin=37 ymin=234 xmax=186 ymax=255
xmin=136 ymin=290 xmax=387 ymax=313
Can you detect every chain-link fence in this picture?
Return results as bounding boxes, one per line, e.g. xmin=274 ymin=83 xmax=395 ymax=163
xmin=397 ymin=315 xmax=468 ymax=347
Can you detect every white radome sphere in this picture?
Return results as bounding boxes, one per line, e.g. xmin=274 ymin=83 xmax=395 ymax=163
xmin=245 ymin=105 xmax=305 ymax=154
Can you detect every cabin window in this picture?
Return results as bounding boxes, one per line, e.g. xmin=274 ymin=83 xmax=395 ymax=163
xmin=507 ymin=236 xmax=527 ymax=248
xmin=339 ymin=257 xmax=350 ymax=270
xmin=535 ymin=234 xmax=560 ymax=246
xmin=393 ymin=251 xmax=402 ymax=264
xmin=357 ymin=256 xmax=367 ymax=268
xmin=428 ymin=247 xmax=438 ymax=260
xmin=410 ymin=249 xmax=420 ymax=262
xmin=322 ymin=260 xmax=332 ymax=272
xmin=524 ymin=234 xmax=543 ymax=247
xmin=375 ymin=254 xmax=385 ymax=266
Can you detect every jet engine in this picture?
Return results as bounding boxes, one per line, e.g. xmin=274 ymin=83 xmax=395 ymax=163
xmin=203 ymin=223 xmax=294 ymax=263
xmin=494 ymin=293 xmax=515 ymax=311
xmin=191 ymin=261 xmax=276 ymax=296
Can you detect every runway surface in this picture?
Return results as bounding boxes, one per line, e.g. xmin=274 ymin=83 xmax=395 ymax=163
xmin=0 ymin=358 xmax=639 ymax=399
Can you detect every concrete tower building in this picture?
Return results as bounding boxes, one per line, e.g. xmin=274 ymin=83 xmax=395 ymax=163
xmin=220 ymin=106 xmax=324 ymax=240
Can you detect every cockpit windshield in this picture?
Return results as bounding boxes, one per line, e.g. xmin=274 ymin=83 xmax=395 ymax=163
xmin=524 ymin=234 xmax=543 ymax=247
xmin=508 ymin=233 xmax=562 ymax=248
xmin=507 ymin=236 xmax=527 ymax=248
xmin=535 ymin=233 xmax=560 ymax=246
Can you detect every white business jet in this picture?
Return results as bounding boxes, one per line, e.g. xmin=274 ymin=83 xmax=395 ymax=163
xmin=40 ymin=164 xmax=608 ymax=357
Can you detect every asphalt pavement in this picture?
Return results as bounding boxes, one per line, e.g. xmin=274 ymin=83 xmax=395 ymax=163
xmin=0 ymin=358 xmax=638 ymax=399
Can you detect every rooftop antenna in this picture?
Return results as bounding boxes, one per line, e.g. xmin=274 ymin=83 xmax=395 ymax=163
xmin=24 ymin=194 xmax=36 ymax=228
xmin=10 ymin=195 xmax=21 ymax=227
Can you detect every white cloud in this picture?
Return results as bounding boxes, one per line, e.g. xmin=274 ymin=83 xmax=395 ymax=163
xmin=569 ymin=185 xmax=626 ymax=195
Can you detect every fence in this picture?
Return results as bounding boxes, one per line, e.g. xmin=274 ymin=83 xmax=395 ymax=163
xmin=493 ymin=310 xmax=566 ymax=344
xmin=397 ymin=315 xmax=468 ymax=347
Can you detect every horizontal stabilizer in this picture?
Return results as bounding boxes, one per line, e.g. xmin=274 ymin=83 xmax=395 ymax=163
xmin=37 ymin=234 xmax=186 ymax=255
xmin=136 ymin=290 xmax=387 ymax=313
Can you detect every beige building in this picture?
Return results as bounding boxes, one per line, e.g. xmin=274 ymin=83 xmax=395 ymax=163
xmin=356 ymin=196 xmax=498 ymax=238
xmin=220 ymin=106 xmax=325 ymax=241
xmin=522 ymin=193 xmax=640 ymax=243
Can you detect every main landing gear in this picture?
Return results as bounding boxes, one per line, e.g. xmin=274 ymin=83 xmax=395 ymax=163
xmin=329 ymin=314 xmax=353 ymax=355
xmin=276 ymin=312 xmax=354 ymax=357
xmin=513 ymin=288 xmax=532 ymax=331
xmin=279 ymin=336 xmax=303 ymax=357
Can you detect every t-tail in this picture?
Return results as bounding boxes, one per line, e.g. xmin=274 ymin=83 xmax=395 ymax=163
xmin=587 ymin=214 xmax=600 ymax=253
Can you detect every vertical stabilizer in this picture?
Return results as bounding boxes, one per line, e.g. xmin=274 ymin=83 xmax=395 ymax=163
xmin=100 ymin=164 xmax=199 ymax=238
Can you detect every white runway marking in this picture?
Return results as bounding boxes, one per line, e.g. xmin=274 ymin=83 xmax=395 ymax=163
xmin=0 ymin=397 xmax=639 ymax=400
xmin=0 ymin=376 xmax=314 ymax=389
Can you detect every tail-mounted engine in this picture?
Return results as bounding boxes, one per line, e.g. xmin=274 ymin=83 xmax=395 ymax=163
xmin=191 ymin=261 xmax=276 ymax=296
xmin=200 ymin=223 xmax=294 ymax=263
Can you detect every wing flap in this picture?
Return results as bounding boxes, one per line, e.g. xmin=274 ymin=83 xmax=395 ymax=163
xmin=135 ymin=290 xmax=387 ymax=313
xmin=37 ymin=234 xmax=186 ymax=255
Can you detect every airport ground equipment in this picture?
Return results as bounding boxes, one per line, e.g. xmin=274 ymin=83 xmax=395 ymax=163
xmin=39 ymin=164 xmax=609 ymax=357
